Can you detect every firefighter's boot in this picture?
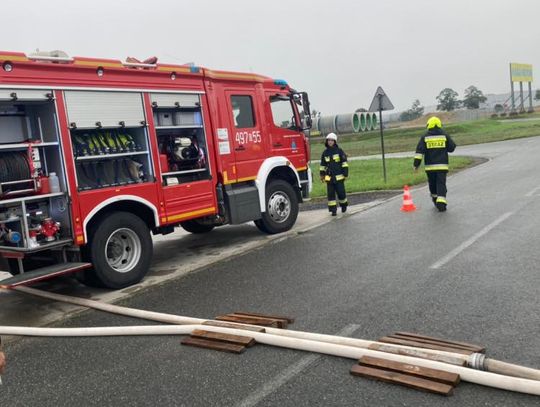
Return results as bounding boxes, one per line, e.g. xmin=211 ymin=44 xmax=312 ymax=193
xmin=435 ymin=197 xmax=447 ymax=212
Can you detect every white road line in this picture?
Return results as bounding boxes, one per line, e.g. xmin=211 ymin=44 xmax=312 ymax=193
xmin=525 ymin=185 xmax=540 ymax=197
xmin=235 ymin=324 xmax=361 ymax=407
xmin=430 ymin=211 xmax=514 ymax=269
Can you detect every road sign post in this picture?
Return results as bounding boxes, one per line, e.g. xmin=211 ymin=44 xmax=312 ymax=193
xmin=369 ymin=87 xmax=394 ymax=183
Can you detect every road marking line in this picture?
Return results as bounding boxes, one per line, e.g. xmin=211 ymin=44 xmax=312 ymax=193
xmin=525 ymin=185 xmax=540 ymax=197
xmin=235 ymin=324 xmax=361 ymax=407
xmin=430 ymin=211 xmax=514 ymax=269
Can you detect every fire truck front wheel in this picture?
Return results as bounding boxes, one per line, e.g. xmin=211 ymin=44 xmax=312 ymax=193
xmin=255 ymin=180 xmax=299 ymax=234
xmin=80 ymin=212 xmax=153 ymax=289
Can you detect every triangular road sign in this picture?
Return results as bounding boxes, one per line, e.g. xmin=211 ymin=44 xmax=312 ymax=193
xmin=369 ymin=86 xmax=394 ymax=112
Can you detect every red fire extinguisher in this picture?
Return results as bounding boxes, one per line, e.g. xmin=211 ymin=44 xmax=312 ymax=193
xmin=38 ymin=172 xmax=50 ymax=194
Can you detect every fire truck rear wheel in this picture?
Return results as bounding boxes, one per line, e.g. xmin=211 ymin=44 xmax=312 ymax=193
xmin=255 ymin=179 xmax=299 ymax=234
xmin=80 ymin=212 xmax=153 ymax=289
xmin=180 ymin=219 xmax=215 ymax=234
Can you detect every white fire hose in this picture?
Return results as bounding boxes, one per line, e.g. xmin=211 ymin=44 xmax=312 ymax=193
xmin=1 ymin=286 xmax=539 ymax=396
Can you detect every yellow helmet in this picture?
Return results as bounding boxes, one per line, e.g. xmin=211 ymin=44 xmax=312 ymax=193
xmin=427 ymin=116 xmax=442 ymax=129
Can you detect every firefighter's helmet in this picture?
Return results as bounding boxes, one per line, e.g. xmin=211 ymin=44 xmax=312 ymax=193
xmin=326 ymin=133 xmax=338 ymax=141
xmin=427 ymin=116 xmax=442 ymax=129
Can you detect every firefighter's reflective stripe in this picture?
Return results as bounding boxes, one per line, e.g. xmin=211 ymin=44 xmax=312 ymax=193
xmin=425 ymin=135 xmax=447 ymax=141
xmin=342 ymin=162 xmax=349 ymax=168
xmin=339 ymin=198 xmax=348 ymax=204
xmin=431 ymin=193 xmax=437 ymax=198
xmin=328 ymin=200 xmax=337 ymax=206
xmin=414 ymin=154 xmax=423 ymax=160
xmin=324 ymin=156 xmax=330 ymax=162
xmin=319 ymin=166 xmax=327 ymax=172
xmin=425 ymin=164 xmax=449 ymax=171
xmin=333 ymin=154 xmax=340 ymax=162
xmin=436 ymin=196 xmax=447 ymax=204
xmin=335 ymin=174 xmax=345 ymax=181
xmin=324 ymin=175 xmax=331 ymax=181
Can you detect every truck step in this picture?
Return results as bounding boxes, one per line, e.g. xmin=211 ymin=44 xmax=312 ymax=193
xmin=0 ymin=262 xmax=92 ymax=288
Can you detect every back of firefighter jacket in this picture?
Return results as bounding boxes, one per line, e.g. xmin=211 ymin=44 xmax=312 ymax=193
xmin=413 ymin=128 xmax=456 ymax=171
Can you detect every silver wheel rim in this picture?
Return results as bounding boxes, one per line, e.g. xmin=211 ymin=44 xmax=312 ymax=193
xmin=105 ymin=228 xmax=141 ymax=273
xmin=267 ymin=191 xmax=291 ymax=223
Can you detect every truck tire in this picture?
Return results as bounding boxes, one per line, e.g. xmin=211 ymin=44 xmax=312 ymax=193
xmin=180 ymin=219 xmax=215 ymax=234
xmin=254 ymin=179 xmax=299 ymax=234
xmin=79 ymin=212 xmax=153 ymax=289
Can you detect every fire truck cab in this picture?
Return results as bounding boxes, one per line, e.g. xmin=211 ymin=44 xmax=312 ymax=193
xmin=0 ymin=51 xmax=312 ymax=288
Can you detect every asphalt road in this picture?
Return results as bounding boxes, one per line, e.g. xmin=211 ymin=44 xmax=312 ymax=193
xmin=2 ymin=137 xmax=540 ymax=406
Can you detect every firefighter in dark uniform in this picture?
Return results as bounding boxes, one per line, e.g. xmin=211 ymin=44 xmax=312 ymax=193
xmin=413 ymin=116 xmax=456 ymax=212
xmin=320 ymin=133 xmax=348 ymax=216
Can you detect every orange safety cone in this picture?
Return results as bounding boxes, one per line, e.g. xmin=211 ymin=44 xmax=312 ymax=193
xmin=400 ymin=185 xmax=417 ymax=212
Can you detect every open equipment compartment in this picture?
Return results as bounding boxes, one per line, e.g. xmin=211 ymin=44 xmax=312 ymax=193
xmin=151 ymin=92 xmax=210 ymax=185
xmin=0 ymin=89 xmax=72 ymax=251
xmin=64 ymin=90 xmax=154 ymax=191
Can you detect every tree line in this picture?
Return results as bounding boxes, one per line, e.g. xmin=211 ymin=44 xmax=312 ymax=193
xmin=400 ymin=86 xmax=487 ymax=122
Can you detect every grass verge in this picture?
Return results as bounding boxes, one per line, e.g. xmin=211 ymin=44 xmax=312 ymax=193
xmin=310 ymin=118 xmax=540 ymax=158
xmin=309 ymin=156 xmax=474 ymax=198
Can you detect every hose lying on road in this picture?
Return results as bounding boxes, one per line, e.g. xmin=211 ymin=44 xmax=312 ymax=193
xmin=11 ymin=286 xmax=540 ymax=382
xmin=1 ymin=323 xmax=540 ymax=396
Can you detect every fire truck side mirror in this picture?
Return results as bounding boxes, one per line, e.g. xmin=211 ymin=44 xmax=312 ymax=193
xmin=301 ymin=92 xmax=312 ymax=130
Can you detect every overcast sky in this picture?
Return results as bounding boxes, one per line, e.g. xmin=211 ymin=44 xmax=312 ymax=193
xmin=3 ymin=1 xmax=539 ymax=114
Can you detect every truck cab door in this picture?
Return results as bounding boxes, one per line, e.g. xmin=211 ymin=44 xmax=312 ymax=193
xmin=224 ymin=91 xmax=267 ymax=182
xmin=265 ymin=92 xmax=308 ymax=169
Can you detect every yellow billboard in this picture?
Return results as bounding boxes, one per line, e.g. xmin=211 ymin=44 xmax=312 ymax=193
xmin=510 ymin=63 xmax=533 ymax=82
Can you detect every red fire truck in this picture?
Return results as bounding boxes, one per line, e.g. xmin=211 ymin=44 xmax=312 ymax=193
xmin=0 ymin=51 xmax=312 ymax=288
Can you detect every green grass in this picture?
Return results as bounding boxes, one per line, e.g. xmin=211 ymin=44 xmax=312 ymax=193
xmin=310 ymin=118 xmax=540 ymax=158
xmin=309 ymin=156 xmax=474 ymax=198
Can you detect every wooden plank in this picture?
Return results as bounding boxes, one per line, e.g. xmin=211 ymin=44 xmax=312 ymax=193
xmin=181 ymin=337 xmax=246 ymax=354
xmin=350 ymin=365 xmax=454 ymax=396
xmin=393 ymin=332 xmax=485 ymax=353
xmin=202 ymin=320 xmax=266 ymax=333
xmin=215 ymin=315 xmax=281 ymax=328
xmin=378 ymin=337 xmax=474 ymax=355
xmin=191 ymin=330 xmax=256 ymax=347
xmin=388 ymin=334 xmax=481 ymax=353
xmin=230 ymin=313 xmax=288 ymax=329
xmin=368 ymin=343 xmax=467 ymax=366
xmin=233 ymin=311 xmax=295 ymax=324
xmin=359 ymin=356 xmax=460 ymax=386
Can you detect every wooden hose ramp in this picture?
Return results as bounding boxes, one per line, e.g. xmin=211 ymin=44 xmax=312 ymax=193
xmin=351 ymin=356 xmax=460 ymax=396
xmin=378 ymin=332 xmax=486 ymax=356
xmin=181 ymin=330 xmax=256 ymax=354
xmin=182 ymin=311 xmax=293 ymax=354
xmin=215 ymin=311 xmax=293 ymax=329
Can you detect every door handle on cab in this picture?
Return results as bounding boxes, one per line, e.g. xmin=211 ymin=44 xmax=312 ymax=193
xmin=235 ymin=145 xmax=246 ymax=151
xmin=273 ymin=142 xmax=283 ymax=148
